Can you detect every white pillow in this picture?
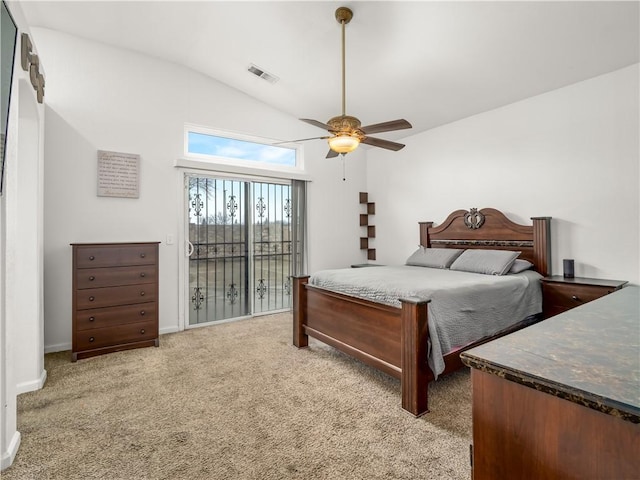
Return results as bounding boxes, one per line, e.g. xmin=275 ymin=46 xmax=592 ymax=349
xmin=449 ymin=249 xmax=521 ymax=276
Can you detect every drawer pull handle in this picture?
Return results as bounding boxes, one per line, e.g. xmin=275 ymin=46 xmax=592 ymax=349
xmin=89 ymin=296 xmax=95 ymax=302
xmin=140 ymin=291 xmax=145 ymax=297
xmin=89 ymin=336 xmax=95 ymax=342
xmin=140 ymin=329 xmax=145 ymax=334
xmin=89 ymin=276 xmax=95 ymax=281
xmin=140 ymin=272 xmax=146 ymax=278
xmin=88 ymin=316 xmax=95 ymax=322
xmin=89 ymin=255 xmax=95 ymax=261
xmin=140 ymin=310 xmax=146 ymax=316
xmin=572 ymin=295 xmax=581 ymax=301
xmin=140 ymin=253 xmax=146 ymax=258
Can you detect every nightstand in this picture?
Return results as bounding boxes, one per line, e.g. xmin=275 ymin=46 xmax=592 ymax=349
xmin=541 ymin=275 xmax=627 ymax=319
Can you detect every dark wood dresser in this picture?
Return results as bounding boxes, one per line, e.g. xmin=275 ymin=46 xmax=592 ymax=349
xmin=461 ymin=286 xmax=639 ymax=480
xmin=71 ymin=242 xmax=160 ymax=361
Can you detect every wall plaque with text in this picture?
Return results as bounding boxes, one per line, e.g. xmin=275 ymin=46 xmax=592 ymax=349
xmin=97 ymin=150 xmax=140 ymax=198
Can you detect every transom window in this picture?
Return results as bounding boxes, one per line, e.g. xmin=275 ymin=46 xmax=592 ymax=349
xmin=185 ymin=125 xmax=301 ymax=171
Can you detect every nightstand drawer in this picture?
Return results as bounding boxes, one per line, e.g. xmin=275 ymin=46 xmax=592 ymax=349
xmin=541 ymin=276 xmax=627 ymax=318
xmin=544 ymin=283 xmax=615 ymax=309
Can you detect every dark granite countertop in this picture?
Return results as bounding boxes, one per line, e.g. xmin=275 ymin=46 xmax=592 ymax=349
xmin=461 ymin=285 xmax=639 ymax=423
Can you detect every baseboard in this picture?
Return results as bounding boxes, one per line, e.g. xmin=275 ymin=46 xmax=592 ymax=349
xmin=160 ymin=326 xmax=179 ymax=335
xmin=44 ymin=342 xmax=71 ymax=354
xmin=0 ymin=431 xmax=21 ymax=471
xmin=16 ymin=369 xmax=47 ymax=395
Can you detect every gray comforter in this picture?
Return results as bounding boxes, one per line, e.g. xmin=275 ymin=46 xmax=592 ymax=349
xmin=309 ymin=266 xmax=542 ymax=378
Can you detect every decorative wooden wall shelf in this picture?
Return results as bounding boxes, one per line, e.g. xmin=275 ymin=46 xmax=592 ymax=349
xmin=359 ymin=192 xmax=376 ymax=260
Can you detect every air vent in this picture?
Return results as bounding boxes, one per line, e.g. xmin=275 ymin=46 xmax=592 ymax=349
xmin=248 ymin=64 xmax=279 ymax=84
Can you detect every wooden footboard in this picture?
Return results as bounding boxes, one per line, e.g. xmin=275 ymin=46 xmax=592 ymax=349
xmin=293 ymin=275 xmax=432 ymax=416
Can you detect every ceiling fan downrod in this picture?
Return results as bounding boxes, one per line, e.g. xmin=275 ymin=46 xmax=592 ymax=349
xmin=335 ymin=7 xmax=353 ymax=118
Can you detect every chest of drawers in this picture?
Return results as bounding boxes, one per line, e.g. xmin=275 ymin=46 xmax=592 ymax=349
xmin=71 ymin=242 xmax=160 ymax=361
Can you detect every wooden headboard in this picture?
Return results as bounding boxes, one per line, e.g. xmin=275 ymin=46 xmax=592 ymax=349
xmin=419 ymin=208 xmax=551 ymax=276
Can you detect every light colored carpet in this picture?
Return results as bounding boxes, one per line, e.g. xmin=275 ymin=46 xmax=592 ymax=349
xmin=4 ymin=312 xmax=472 ymax=479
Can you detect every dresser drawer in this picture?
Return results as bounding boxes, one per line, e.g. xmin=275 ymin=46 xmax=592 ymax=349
xmin=76 ymin=284 xmax=157 ymax=310
xmin=76 ymin=265 xmax=157 ymax=289
xmin=75 ymin=244 xmax=157 ymax=268
xmin=75 ymin=302 xmax=157 ymax=331
xmin=75 ymin=320 xmax=158 ymax=350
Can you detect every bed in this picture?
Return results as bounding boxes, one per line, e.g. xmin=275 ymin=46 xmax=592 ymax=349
xmin=292 ymin=207 xmax=551 ymax=416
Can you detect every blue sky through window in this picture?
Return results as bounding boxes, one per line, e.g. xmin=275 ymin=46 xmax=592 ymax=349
xmin=188 ymin=132 xmax=296 ymax=167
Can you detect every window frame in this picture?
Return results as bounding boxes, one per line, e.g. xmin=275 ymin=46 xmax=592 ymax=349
xmin=184 ymin=124 xmax=304 ymax=174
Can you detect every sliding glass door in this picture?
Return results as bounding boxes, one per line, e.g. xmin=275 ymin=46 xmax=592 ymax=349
xmin=187 ymin=175 xmax=293 ymax=325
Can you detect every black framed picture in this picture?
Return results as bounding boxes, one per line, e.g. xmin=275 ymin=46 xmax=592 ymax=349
xmin=1 ymin=0 xmax=18 ymax=195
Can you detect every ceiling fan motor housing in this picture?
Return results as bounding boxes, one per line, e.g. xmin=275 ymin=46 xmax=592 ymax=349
xmin=328 ymin=115 xmax=363 ymax=137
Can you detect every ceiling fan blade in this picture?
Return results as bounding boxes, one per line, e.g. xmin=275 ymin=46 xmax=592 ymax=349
xmin=273 ymin=136 xmax=329 ymax=145
xmin=360 ymin=119 xmax=412 ymax=135
xmin=361 ymin=136 xmax=406 ymax=151
xmin=300 ymin=118 xmax=331 ymax=131
xmin=326 ymin=149 xmax=340 ymax=159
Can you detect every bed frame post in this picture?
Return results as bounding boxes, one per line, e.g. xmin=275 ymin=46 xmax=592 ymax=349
xmin=400 ymin=297 xmax=431 ymax=417
xmin=292 ymin=275 xmax=310 ymax=348
xmin=418 ymin=222 xmax=434 ymax=247
xmin=531 ymin=217 xmax=552 ymax=276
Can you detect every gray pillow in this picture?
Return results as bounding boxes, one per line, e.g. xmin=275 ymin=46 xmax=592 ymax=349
xmin=509 ymin=259 xmax=534 ymax=274
xmin=406 ymin=247 xmax=464 ymax=269
xmin=449 ymin=249 xmax=521 ymax=275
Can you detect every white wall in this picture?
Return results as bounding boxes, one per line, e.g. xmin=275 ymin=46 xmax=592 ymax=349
xmin=367 ymin=65 xmax=640 ymax=285
xmin=32 ymin=28 xmax=366 ymax=353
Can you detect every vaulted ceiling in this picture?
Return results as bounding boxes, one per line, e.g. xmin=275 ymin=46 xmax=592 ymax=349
xmin=19 ymin=1 xmax=640 ymax=140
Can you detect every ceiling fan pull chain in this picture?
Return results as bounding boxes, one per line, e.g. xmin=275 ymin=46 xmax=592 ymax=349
xmin=342 ymin=153 xmax=346 ymax=181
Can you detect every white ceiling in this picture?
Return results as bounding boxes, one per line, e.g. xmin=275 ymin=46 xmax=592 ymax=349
xmin=18 ymin=1 xmax=640 ymax=140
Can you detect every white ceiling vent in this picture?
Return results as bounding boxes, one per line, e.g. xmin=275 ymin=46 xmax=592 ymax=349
xmin=248 ymin=64 xmax=279 ymax=84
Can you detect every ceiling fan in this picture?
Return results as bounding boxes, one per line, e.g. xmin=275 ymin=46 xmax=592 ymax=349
xmin=292 ymin=6 xmax=412 ymax=158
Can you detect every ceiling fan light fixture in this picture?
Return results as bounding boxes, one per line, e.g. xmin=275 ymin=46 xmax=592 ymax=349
xmin=328 ymin=134 xmax=360 ymax=153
